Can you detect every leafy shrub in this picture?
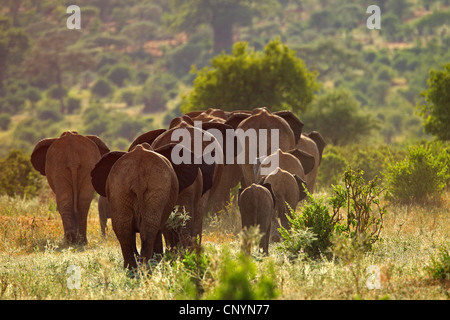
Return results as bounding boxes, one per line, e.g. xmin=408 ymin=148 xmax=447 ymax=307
xmin=317 ymin=149 xmax=349 ymax=188
xmin=119 ymin=89 xmax=137 ymax=107
xmin=36 ymin=104 xmax=63 ymax=122
xmin=0 ymin=149 xmax=42 ymax=197
xmin=66 ymin=97 xmax=82 ymax=114
xmin=207 ymin=250 xmax=278 ymax=300
xmin=329 ymin=169 xmax=386 ymax=250
xmin=385 ymin=143 xmax=450 ymax=205
xmin=107 ymin=65 xmax=131 ymax=87
xmin=0 ymin=113 xmax=11 ymax=131
xmin=278 ymin=193 xmax=341 ymax=260
xmin=279 ymin=169 xmax=386 ymax=258
xmin=91 ymin=78 xmax=114 ymax=98
xmin=176 ymin=246 xmax=212 ymax=299
xmin=47 ymin=85 xmax=67 ymax=102
xmin=426 ymin=244 xmax=450 ymax=280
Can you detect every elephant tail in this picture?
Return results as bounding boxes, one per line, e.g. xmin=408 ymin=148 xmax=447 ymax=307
xmin=70 ymin=166 xmax=79 ymax=218
xmin=131 ymin=182 xmax=145 ymax=232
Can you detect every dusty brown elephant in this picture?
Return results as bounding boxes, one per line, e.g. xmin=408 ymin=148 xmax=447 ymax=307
xmin=296 ymin=131 xmax=326 ymax=193
xmin=258 ymin=167 xmax=307 ymax=241
xmin=238 ymin=183 xmax=276 ymax=254
xmin=91 ymin=143 xmax=213 ymax=269
xmin=225 ymin=108 xmax=303 ymax=188
xmin=128 ymin=121 xmax=232 ymax=247
xmin=254 ymin=148 xmax=315 ymax=183
xmin=30 ymin=131 xmax=109 ymax=244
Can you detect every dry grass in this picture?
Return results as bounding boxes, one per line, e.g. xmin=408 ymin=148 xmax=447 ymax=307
xmin=0 ymin=191 xmax=448 ymax=300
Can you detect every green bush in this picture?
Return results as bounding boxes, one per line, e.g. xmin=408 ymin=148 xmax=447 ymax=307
xmin=0 ymin=113 xmax=11 ymax=131
xmin=36 ymin=104 xmax=63 ymax=122
xmin=66 ymin=97 xmax=82 ymax=114
xmin=120 ymin=89 xmax=136 ymax=107
xmin=329 ymin=169 xmax=386 ymax=250
xmin=207 ymin=250 xmax=279 ymax=300
xmin=107 ymin=65 xmax=131 ymax=87
xmin=385 ymin=143 xmax=450 ymax=205
xmin=91 ymin=78 xmax=114 ymax=98
xmin=278 ymin=190 xmax=344 ymax=260
xmin=47 ymin=85 xmax=68 ymax=101
xmin=317 ymin=149 xmax=349 ymax=188
xmin=0 ymin=149 xmax=42 ymax=197
xmin=426 ymin=244 xmax=450 ymax=280
xmin=279 ymin=169 xmax=386 ymax=259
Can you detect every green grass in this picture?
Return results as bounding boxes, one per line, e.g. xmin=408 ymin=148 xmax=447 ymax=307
xmin=0 ymin=191 xmax=449 ymax=300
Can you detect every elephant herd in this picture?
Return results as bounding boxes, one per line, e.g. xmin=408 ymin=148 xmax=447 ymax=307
xmin=30 ymin=107 xmax=325 ymax=270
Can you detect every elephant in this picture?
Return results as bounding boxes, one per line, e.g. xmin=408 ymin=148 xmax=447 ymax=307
xmin=258 ymin=167 xmax=307 ymax=241
xmin=238 ymin=183 xmax=276 ymax=254
xmin=127 ymin=120 xmax=232 ymax=247
xmin=30 ymin=131 xmax=110 ymax=244
xmin=91 ymin=143 xmax=213 ymax=269
xmin=225 ymin=107 xmax=303 ymax=188
xmin=296 ymin=131 xmax=326 ymax=193
xmin=209 ymin=162 xmax=243 ymax=213
xmin=254 ymin=148 xmax=315 ymax=183
xmin=98 ymin=196 xmax=111 ymax=236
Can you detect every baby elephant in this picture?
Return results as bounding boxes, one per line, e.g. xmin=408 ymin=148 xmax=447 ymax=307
xmin=238 ymin=183 xmax=276 ymax=254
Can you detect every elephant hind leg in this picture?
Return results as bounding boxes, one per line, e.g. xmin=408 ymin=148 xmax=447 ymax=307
xmin=140 ymin=222 xmax=160 ymax=265
xmin=113 ymin=216 xmax=137 ymax=270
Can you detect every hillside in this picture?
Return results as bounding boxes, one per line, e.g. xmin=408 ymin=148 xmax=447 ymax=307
xmin=1 ymin=0 xmax=450 ymax=155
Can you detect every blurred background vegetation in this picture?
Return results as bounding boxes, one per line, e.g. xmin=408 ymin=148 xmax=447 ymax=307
xmin=0 ymin=0 xmax=449 ymax=202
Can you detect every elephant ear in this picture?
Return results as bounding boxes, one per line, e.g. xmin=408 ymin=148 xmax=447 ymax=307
xmin=288 ymin=149 xmax=315 ymax=175
xmin=91 ymin=151 xmax=126 ymax=197
xmin=85 ymin=135 xmax=110 ymax=156
xmin=293 ymin=174 xmax=307 ymax=201
xmin=154 ymin=144 xmax=215 ymax=195
xmin=224 ymin=112 xmax=250 ymax=129
xmin=261 ymin=183 xmax=276 ymax=208
xmin=307 ymin=131 xmax=326 ymax=164
xmin=30 ymin=138 xmax=57 ymax=176
xmin=128 ymin=129 xmax=166 ymax=152
xmin=274 ymin=111 xmax=304 ymax=145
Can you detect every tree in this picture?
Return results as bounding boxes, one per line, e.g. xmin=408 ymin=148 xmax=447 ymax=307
xmin=386 ymin=0 xmax=412 ymax=20
xmin=120 ymin=21 xmax=157 ymax=51
xmin=303 ymin=89 xmax=377 ymax=146
xmin=23 ymin=30 xmax=95 ymax=113
xmin=419 ymin=63 xmax=450 ymax=141
xmin=167 ymin=0 xmax=279 ymax=53
xmin=0 ymin=17 xmax=30 ymax=88
xmin=181 ymin=38 xmax=319 ymax=113
xmin=91 ymin=78 xmax=114 ymax=98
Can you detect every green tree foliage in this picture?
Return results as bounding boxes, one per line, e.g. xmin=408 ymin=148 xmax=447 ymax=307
xmin=419 ymin=63 xmax=450 ymax=141
xmin=167 ymin=0 xmax=279 ymax=53
xmin=0 ymin=149 xmax=42 ymax=197
xmin=303 ymin=89 xmax=377 ymax=146
xmin=181 ymin=38 xmax=319 ymax=113
xmin=207 ymin=250 xmax=279 ymax=300
xmin=0 ymin=113 xmax=11 ymax=131
xmin=23 ymin=30 xmax=95 ymax=112
xmin=0 ymin=17 xmax=30 ymax=87
xmin=91 ymin=78 xmax=114 ymax=98
xmin=106 ymin=65 xmax=132 ymax=87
